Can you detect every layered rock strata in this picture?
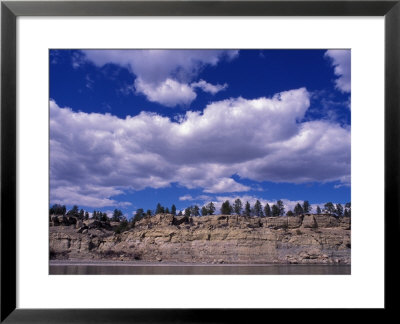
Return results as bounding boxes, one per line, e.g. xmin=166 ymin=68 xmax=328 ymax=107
xmin=50 ymin=214 xmax=350 ymax=264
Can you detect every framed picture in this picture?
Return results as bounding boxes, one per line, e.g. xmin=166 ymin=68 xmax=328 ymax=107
xmin=1 ymin=0 xmax=398 ymax=321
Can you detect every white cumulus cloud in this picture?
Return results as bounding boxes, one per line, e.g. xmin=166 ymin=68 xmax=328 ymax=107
xmin=325 ymin=49 xmax=351 ymax=93
xmin=50 ymin=87 xmax=350 ymax=208
xmin=81 ymin=49 xmax=238 ymax=106
xmin=50 ymin=185 xmax=131 ymax=208
xmin=179 ymin=194 xmax=213 ymax=201
xmin=203 ymin=178 xmax=250 ymax=193
xmin=134 ymin=78 xmax=197 ymax=107
xmin=191 ymin=80 xmax=228 ymax=95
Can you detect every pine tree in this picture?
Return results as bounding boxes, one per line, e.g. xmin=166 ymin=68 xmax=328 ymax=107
xmin=192 ymin=205 xmax=200 ymax=216
xmin=165 ymin=207 xmax=170 ymax=214
xmin=286 ymin=210 xmax=294 ymax=216
xmin=206 ymin=202 xmax=216 ymax=215
xmin=201 ymin=206 xmax=208 ymax=216
xmin=68 ymin=205 xmax=79 ymax=217
xmin=184 ymin=207 xmax=191 ymax=217
xmin=294 ymin=203 xmax=304 ymax=215
xmin=335 ymin=203 xmax=344 ymax=217
xmin=100 ymin=212 xmax=108 ymax=222
xmin=134 ymin=208 xmax=145 ymax=222
xmin=112 ymin=209 xmax=123 ymax=222
xmin=277 ymin=200 xmax=285 ymax=216
xmin=253 ymin=200 xmax=263 ymax=217
xmin=84 ymin=211 xmax=89 ymax=220
xmin=233 ymin=199 xmax=243 ymax=215
xmin=344 ymin=202 xmax=351 ymax=217
xmin=171 ymin=204 xmax=177 ymax=216
xmin=264 ymin=203 xmax=271 ymax=217
xmin=316 ymin=206 xmax=322 ymax=214
xmin=271 ymin=204 xmax=280 ymax=217
xmin=244 ymin=201 xmax=251 ymax=217
xmin=324 ymin=202 xmax=335 ymax=214
xmin=302 ymin=200 xmax=311 ymax=213
xmin=220 ymin=200 xmax=232 ymax=215
xmin=49 ymin=204 xmax=67 ymax=216
xmin=156 ymin=203 xmax=164 ymax=214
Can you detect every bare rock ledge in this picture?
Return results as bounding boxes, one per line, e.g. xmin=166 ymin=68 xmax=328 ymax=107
xmin=50 ymin=214 xmax=351 ymax=264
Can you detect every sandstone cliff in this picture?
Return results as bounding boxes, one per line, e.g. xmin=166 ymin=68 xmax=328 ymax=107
xmin=49 ymin=214 xmax=351 ymax=264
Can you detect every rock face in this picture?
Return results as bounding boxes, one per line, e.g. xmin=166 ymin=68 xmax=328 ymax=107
xmin=49 ymin=214 xmax=351 ymax=264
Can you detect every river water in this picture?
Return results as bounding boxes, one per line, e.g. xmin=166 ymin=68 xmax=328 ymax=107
xmin=49 ymin=261 xmax=350 ymax=275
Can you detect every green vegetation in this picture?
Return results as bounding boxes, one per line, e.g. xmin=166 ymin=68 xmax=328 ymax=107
xmin=192 ymin=205 xmax=200 ymax=216
xmin=271 ymin=204 xmax=280 ymax=217
xmin=114 ymin=218 xmax=129 ymax=234
xmin=294 ymin=203 xmax=303 ymax=215
xmin=49 ymin=204 xmax=67 ymax=216
xmin=156 ymin=203 xmax=164 ymax=214
xmin=302 ymin=200 xmax=311 ymax=213
xmin=344 ymin=202 xmax=351 ymax=217
xmin=233 ymin=199 xmax=242 ymax=215
xmin=67 ymin=205 xmax=79 ymax=217
xmin=264 ymin=203 xmax=271 ymax=217
xmin=184 ymin=207 xmax=191 ymax=217
xmin=244 ymin=201 xmax=251 ymax=217
xmin=112 ymin=209 xmax=123 ymax=222
xmin=324 ymin=202 xmax=335 ymax=214
xmin=92 ymin=210 xmax=109 ymax=221
xmin=49 ymin=198 xmax=351 ymax=235
xmin=134 ymin=208 xmax=145 ymax=222
xmin=277 ymin=200 xmax=285 ymax=216
xmin=253 ymin=200 xmax=263 ymax=217
xmin=206 ymin=202 xmax=216 ymax=215
xmin=336 ymin=203 xmax=343 ymax=217
xmin=220 ymin=200 xmax=233 ymax=215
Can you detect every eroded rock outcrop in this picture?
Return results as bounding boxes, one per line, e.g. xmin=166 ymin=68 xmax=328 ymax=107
xmin=50 ymin=214 xmax=350 ymax=264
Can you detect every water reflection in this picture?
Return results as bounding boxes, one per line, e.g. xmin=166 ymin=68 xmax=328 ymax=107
xmin=49 ymin=264 xmax=350 ymax=275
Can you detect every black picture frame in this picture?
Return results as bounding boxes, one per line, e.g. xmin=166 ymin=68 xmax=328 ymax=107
xmin=1 ymin=0 xmax=398 ymax=322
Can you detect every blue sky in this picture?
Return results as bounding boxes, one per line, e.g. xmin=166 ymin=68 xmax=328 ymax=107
xmin=49 ymin=49 xmax=351 ymax=217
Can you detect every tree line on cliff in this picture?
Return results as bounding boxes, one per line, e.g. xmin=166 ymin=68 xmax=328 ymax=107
xmin=49 ymin=205 xmax=125 ymax=222
xmin=49 ymin=199 xmax=351 ymax=226
xmin=179 ymin=200 xmax=350 ymax=218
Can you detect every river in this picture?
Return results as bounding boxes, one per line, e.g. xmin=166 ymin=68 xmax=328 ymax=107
xmin=49 ymin=261 xmax=350 ymax=275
